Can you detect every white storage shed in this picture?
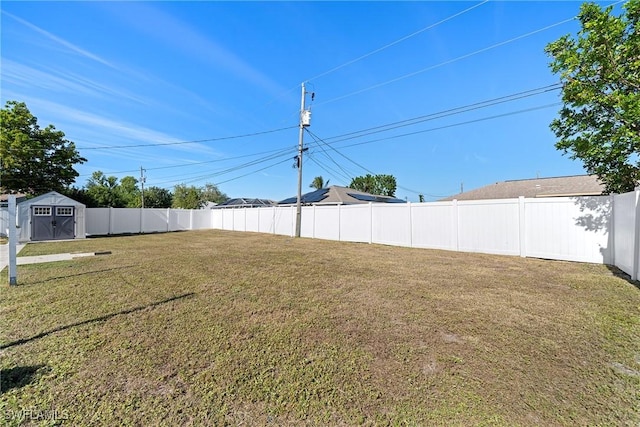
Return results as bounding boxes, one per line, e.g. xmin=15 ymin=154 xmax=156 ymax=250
xmin=17 ymin=191 xmax=86 ymax=242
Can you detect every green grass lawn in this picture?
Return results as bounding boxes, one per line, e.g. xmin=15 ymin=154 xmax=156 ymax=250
xmin=1 ymin=230 xmax=639 ymax=426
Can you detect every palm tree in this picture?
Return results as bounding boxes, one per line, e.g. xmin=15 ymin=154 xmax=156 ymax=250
xmin=309 ymin=176 xmax=330 ymax=190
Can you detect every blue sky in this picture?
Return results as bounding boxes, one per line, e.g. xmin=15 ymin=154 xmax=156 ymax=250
xmin=0 ymin=1 xmax=624 ymax=202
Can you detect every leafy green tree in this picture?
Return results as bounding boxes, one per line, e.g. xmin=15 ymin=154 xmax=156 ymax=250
xmin=0 ymin=100 xmax=86 ymax=195
xmin=172 ymin=184 xmax=203 ymax=209
xmin=119 ymin=176 xmax=141 ymax=208
xmin=545 ymin=0 xmax=640 ymax=194
xmin=201 ymin=183 xmax=228 ymax=205
xmin=62 ymin=186 xmax=95 ymax=207
xmin=309 ymin=176 xmax=330 ymax=189
xmin=85 ymin=171 xmax=125 ymax=207
xmin=144 ymin=186 xmax=173 ymax=208
xmin=349 ymin=174 xmax=397 ymax=197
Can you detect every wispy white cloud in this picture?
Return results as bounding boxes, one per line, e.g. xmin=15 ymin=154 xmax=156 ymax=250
xmin=7 ymin=94 xmax=222 ymax=158
xmin=105 ymin=3 xmax=287 ymax=97
xmin=1 ymin=60 xmax=153 ymax=106
xmin=2 ymin=10 xmax=116 ymax=70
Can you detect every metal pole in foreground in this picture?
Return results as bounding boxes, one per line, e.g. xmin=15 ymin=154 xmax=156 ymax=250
xmin=8 ymin=195 xmax=17 ymax=286
xmin=295 ymin=82 xmax=306 ymax=238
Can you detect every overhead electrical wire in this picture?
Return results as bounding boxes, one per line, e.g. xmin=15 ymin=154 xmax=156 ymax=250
xmin=149 ymin=146 xmax=295 ymax=187
xmin=306 ymin=128 xmax=446 ymax=198
xmin=323 ymin=103 xmax=563 ymax=151
xmin=307 ymin=84 xmax=561 ymax=147
xmin=206 ymin=157 xmax=293 ymax=187
xmin=77 ymin=125 xmax=297 ymax=151
xmin=315 ymin=18 xmax=575 ymax=107
xmin=306 ymin=0 xmax=489 ymax=83
xmin=306 ymin=155 xmax=353 ymax=184
xmin=76 ymin=146 xmax=298 ymax=178
xmin=132 ymin=147 xmax=294 ymax=184
xmin=304 ymin=130 xmax=357 ymax=181
xmin=151 ymin=102 xmax=560 ymax=189
xmin=78 ymin=84 xmax=563 ymax=189
xmin=264 ymin=0 xmax=489 ymax=110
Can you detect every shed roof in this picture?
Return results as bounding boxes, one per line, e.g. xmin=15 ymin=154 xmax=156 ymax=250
xmin=440 ymin=175 xmax=604 ymax=201
xmin=18 ymin=191 xmax=86 ymax=207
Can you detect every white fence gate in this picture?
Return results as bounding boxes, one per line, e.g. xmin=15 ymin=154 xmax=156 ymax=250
xmin=84 ymin=190 xmax=640 ymax=280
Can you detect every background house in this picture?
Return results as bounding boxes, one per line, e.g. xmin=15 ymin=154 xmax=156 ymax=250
xmin=278 ymin=186 xmax=406 ymax=205
xmin=213 ymin=198 xmax=275 ymax=209
xmin=441 ymin=175 xmax=604 ymax=201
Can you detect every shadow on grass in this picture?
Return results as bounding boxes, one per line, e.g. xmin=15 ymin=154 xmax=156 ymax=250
xmin=606 ymin=265 xmax=640 ymax=290
xmin=1 ymin=365 xmax=49 ymax=393
xmin=0 ymin=293 xmax=195 ymax=350
xmin=25 ymin=265 xmax=136 ymax=286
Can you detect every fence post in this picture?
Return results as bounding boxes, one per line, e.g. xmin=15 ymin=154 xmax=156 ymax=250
xmin=369 ymin=202 xmax=373 ymax=244
xmin=291 ymin=205 xmax=295 ymax=237
xmin=139 ymin=208 xmax=143 ymax=234
xmin=338 ymin=204 xmax=341 ymax=241
xmin=210 ymin=208 xmax=215 ymax=230
xmin=452 ymin=200 xmax=459 ymax=252
xmin=408 ymin=202 xmax=413 ymax=248
xmin=633 ymin=189 xmax=640 ymax=281
xmin=609 ymin=194 xmax=615 ymax=266
xmin=8 ymin=195 xmax=17 ymax=286
xmin=312 ymin=205 xmax=316 ymax=239
xmin=109 ymin=207 xmax=114 ymax=235
xmin=166 ymin=208 xmax=171 ymax=232
xmin=518 ymin=196 xmax=526 ymax=258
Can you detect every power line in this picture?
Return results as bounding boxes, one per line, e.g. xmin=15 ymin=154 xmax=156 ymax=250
xmin=315 ymin=18 xmax=575 ymax=107
xmin=306 ymin=128 xmax=444 ymax=198
xmin=150 ymin=147 xmax=295 ymax=187
xmin=211 ymin=157 xmax=292 ymax=187
xmin=76 ymin=146 xmax=297 ymax=178
xmin=127 ymin=148 xmax=294 ymax=184
xmin=308 ymin=84 xmax=561 ymax=146
xmin=77 ymin=125 xmax=297 ymax=150
xmin=327 ymin=103 xmax=563 ymax=151
xmin=305 ymin=130 xmax=357 ymax=181
xmin=78 ymin=84 xmax=563 ymax=189
xmin=307 ymin=154 xmax=352 ymax=185
xmin=306 ymin=1 xmax=489 ymax=83
xmin=261 ymin=1 xmax=489 ymax=113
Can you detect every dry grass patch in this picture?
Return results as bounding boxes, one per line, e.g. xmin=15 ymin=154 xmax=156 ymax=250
xmin=1 ymin=230 xmax=639 ymax=425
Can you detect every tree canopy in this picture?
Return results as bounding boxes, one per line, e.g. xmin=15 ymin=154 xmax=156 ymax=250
xmin=0 ymin=100 xmax=86 ymax=195
xmin=309 ymin=176 xmax=330 ymax=190
xmin=201 ymin=183 xmax=228 ymax=205
xmin=172 ymin=183 xmax=227 ymax=209
xmin=349 ymin=174 xmax=397 ymax=197
xmin=144 ymin=186 xmax=173 ymax=208
xmin=545 ymin=0 xmax=640 ymax=194
xmin=172 ymin=184 xmax=203 ymax=209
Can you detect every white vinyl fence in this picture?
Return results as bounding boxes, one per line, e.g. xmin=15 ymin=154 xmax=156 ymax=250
xmin=85 ymin=190 xmax=640 ymax=280
xmin=0 ymin=207 xmax=7 ymax=237
xmin=85 ymin=207 xmax=213 ymax=236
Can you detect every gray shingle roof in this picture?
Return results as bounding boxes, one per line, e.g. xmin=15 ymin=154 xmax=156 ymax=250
xmin=440 ymin=175 xmax=604 ymax=201
xmin=279 ymin=186 xmax=406 ymax=205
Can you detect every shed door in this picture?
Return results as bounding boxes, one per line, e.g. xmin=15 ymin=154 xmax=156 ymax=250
xmin=31 ymin=206 xmax=75 ymax=241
